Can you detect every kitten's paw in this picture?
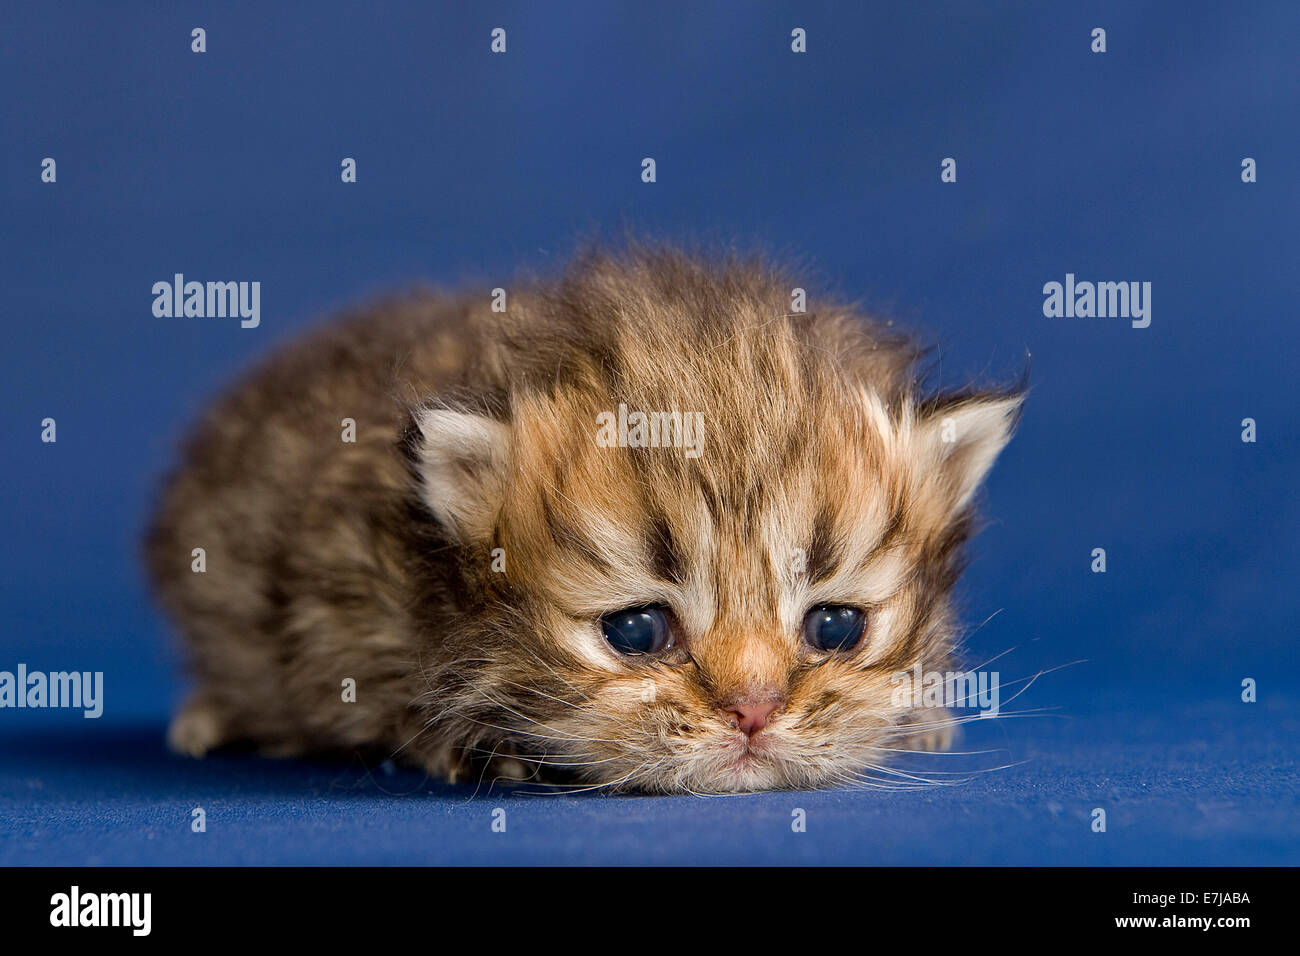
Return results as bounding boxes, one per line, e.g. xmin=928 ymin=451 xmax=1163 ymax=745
xmin=167 ymin=695 xmax=230 ymax=757
xmin=437 ymin=744 xmax=536 ymax=785
xmin=485 ymin=755 xmax=533 ymax=782
xmin=898 ymin=720 xmax=961 ymax=753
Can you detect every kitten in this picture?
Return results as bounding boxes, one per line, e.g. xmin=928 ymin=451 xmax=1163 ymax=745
xmin=145 ymin=245 xmax=1022 ymax=793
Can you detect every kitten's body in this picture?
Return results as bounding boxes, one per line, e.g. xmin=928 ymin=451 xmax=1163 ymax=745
xmin=147 ymin=246 xmax=1019 ymax=792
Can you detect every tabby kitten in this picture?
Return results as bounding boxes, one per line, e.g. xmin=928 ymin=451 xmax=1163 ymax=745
xmin=146 ymin=245 xmax=1021 ymax=793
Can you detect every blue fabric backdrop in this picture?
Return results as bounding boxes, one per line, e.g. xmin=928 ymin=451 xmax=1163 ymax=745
xmin=1 ymin=1 xmax=1296 ymax=864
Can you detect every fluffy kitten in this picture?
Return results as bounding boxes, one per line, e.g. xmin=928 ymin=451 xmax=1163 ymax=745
xmin=146 ymin=245 xmax=1022 ymax=793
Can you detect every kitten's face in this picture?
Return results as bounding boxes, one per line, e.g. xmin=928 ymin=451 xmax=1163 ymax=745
xmin=412 ymin=262 xmax=1019 ymax=792
xmin=416 ymin=374 xmax=1019 ymax=793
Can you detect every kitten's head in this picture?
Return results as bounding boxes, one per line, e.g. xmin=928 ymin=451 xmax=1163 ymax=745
xmin=410 ymin=249 xmax=1022 ymax=792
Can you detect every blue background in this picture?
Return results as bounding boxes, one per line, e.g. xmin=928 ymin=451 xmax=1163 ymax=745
xmin=1 ymin=1 xmax=1296 ymax=864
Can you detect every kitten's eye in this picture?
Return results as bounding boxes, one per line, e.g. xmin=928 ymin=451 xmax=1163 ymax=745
xmin=802 ymin=604 xmax=867 ymax=652
xmin=600 ymin=605 xmax=673 ymax=655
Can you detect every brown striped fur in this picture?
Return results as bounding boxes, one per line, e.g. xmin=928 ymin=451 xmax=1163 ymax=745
xmin=145 ymin=244 xmax=1022 ymax=792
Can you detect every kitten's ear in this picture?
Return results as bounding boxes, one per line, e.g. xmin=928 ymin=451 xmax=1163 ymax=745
xmin=407 ymin=406 xmax=511 ymax=543
xmin=915 ymin=391 xmax=1023 ymax=511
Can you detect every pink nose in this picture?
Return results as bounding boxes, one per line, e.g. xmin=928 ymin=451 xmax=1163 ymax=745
xmin=723 ymin=700 xmax=781 ymax=736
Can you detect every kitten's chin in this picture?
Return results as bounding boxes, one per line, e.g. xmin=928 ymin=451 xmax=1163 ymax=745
xmin=713 ymin=757 xmax=785 ymax=792
xmin=698 ymin=735 xmax=793 ymax=793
